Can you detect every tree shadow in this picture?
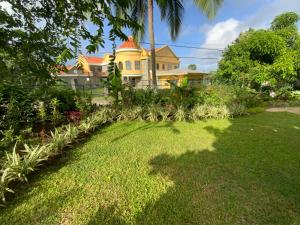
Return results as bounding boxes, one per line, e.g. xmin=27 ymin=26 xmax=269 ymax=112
xmin=133 ymin=112 xmax=300 ymax=224
xmin=111 ymin=121 xmax=180 ymax=142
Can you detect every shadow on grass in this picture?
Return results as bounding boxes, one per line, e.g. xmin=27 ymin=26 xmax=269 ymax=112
xmin=111 ymin=121 xmax=180 ymax=142
xmin=88 ymin=112 xmax=300 ymax=225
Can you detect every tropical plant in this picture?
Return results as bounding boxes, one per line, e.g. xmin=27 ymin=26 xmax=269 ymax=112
xmin=173 ymin=106 xmax=186 ymax=121
xmin=64 ymin=125 xmax=80 ymax=144
xmin=4 ymin=144 xmax=48 ymax=182
xmin=146 ymin=105 xmax=160 ymax=122
xmin=49 ymin=129 xmax=67 ymax=153
xmin=0 ymin=169 xmax=14 ymax=203
xmin=160 ymin=108 xmax=172 ymax=121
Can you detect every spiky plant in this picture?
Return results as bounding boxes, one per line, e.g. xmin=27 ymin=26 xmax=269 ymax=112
xmin=146 ymin=105 xmax=160 ymax=122
xmin=174 ymin=106 xmax=186 ymax=121
xmin=0 ymin=169 xmax=14 ymax=203
xmin=64 ymin=124 xmax=80 ymax=144
xmin=160 ymin=108 xmax=171 ymax=122
xmin=49 ymin=128 xmax=67 ymax=153
xmin=4 ymin=144 xmax=48 ymax=182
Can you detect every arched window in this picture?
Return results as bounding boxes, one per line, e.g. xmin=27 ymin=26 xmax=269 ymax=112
xmin=118 ymin=62 xmax=123 ymax=70
xmin=125 ymin=61 xmax=132 ymax=70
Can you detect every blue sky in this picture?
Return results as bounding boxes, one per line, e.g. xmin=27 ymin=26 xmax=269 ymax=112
xmin=1 ymin=0 xmax=299 ymax=71
xmin=84 ymin=0 xmax=300 ymax=71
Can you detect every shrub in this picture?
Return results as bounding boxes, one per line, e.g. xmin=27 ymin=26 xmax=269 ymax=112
xmin=4 ymin=144 xmax=48 ymax=182
xmin=146 ymin=105 xmax=160 ymax=122
xmin=190 ymin=104 xmax=230 ymax=120
xmin=173 ymin=106 xmax=187 ymax=121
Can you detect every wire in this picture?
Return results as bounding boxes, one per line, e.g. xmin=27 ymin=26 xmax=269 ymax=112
xmin=101 ymin=37 xmax=224 ymax=51
xmin=140 ymin=41 xmax=224 ymax=51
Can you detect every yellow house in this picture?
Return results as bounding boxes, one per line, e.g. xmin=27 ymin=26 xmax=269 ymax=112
xmin=58 ymin=37 xmax=208 ymax=89
xmin=103 ymin=36 xmax=208 ymax=88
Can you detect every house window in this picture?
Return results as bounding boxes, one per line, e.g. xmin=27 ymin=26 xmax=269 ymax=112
xmin=123 ymin=76 xmax=128 ymax=82
xmin=162 ymin=64 xmax=165 ymax=70
xmin=167 ymin=64 xmax=172 ymax=70
xmin=135 ymin=61 xmax=141 ymax=70
xmin=125 ymin=61 xmax=132 ymax=70
xmin=156 ymin=63 xmax=160 ymax=70
xmin=118 ymin=62 xmax=123 ymax=70
xmin=174 ymin=65 xmax=178 ymax=69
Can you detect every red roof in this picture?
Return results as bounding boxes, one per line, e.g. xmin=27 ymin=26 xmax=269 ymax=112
xmin=84 ymin=56 xmax=103 ymax=64
xmin=118 ymin=36 xmax=139 ymax=49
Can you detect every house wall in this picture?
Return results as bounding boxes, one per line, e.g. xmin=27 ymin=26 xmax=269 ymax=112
xmin=155 ymin=47 xmax=180 ymax=71
xmin=115 ymin=50 xmax=143 ymax=76
xmin=157 ymin=73 xmax=205 ymax=89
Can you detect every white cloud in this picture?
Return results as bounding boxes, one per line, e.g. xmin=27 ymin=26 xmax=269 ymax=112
xmin=192 ymin=0 xmax=300 ymax=72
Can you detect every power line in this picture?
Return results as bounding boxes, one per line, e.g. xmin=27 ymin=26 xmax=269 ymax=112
xmin=101 ymin=37 xmax=224 ymax=51
xmin=140 ymin=41 xmax=224 ymax=51
xmin=94 ymin=52 xmax=220 ymax=60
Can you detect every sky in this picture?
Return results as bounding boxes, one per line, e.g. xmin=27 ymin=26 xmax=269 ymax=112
xmin=1 ymin=0 xmax=300 ymax=71
xmin=86 ymin=0 xmax=300 ymax=72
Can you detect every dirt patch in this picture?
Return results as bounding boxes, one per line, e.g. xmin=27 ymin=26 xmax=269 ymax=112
xmin=266 ymin=107 xmax=300 ymax=115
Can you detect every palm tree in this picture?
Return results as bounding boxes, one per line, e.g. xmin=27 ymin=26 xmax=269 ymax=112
xmin=130 ymin=0 xmax=223 ymax=88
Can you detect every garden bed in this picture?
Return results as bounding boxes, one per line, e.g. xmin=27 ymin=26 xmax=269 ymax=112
xmin=0 ymin=112 xmax=300 ymax=225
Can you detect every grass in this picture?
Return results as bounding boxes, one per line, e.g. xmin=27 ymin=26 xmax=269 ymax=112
xmin=1 ymin=112 xmax=300 ymax=224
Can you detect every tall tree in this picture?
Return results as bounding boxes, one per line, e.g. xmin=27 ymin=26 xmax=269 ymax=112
xmin=130 ymin=0 xmax=223 ymax=88
xmin=0 ymin=0 xmax=139 ymax=86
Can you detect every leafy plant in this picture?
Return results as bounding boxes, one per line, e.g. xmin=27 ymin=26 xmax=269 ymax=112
xmin=4 ymin=144 xmax=47 ymax=182
xmin=146 ymin=105 xmax=160 ymax=122
xmin=173 ymin=106 xmax=186 ymax=121
xmin=0 ymin=169 xmax=14 ymax=203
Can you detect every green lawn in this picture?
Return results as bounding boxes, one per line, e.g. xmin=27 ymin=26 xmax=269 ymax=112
xmin=1 ymin=112 xmax=300 ymax=225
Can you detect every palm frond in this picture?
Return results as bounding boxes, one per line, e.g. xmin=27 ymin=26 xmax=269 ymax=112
xmin=156 ymin=0 xmax=184 ymax=41
xmin=193 ymin=0 xmax=223 ymax=19
xmin=129 ymin=0 xmax=148 ymax=41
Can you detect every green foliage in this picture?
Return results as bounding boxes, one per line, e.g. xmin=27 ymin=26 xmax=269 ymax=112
xmin=216 ymin=11 xmax=300 ymax=90
xmin=1 ymin=0 xmax=139 ymax=85
xmin=188 ymin=64 xmax=197 ymax=70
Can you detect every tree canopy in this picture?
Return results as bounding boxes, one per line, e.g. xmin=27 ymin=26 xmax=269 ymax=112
xmin=0 ymin=0 xmax=139 ymax=86
xmin=215 ymin=12 xmax=300 ymax=90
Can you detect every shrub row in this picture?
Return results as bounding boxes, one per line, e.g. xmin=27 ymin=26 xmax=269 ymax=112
xmin=117 ymin=103 xmax=247 ymax=122
xmin=0 ymin=107 xmax=116 ymax=203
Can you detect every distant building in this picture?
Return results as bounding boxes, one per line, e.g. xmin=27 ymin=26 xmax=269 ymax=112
xmin=57 ymin=37 xmax=209 ymax=89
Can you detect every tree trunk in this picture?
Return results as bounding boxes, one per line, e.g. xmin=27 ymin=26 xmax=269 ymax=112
xmin=148 ymin=0 xmax=157 ymax=88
